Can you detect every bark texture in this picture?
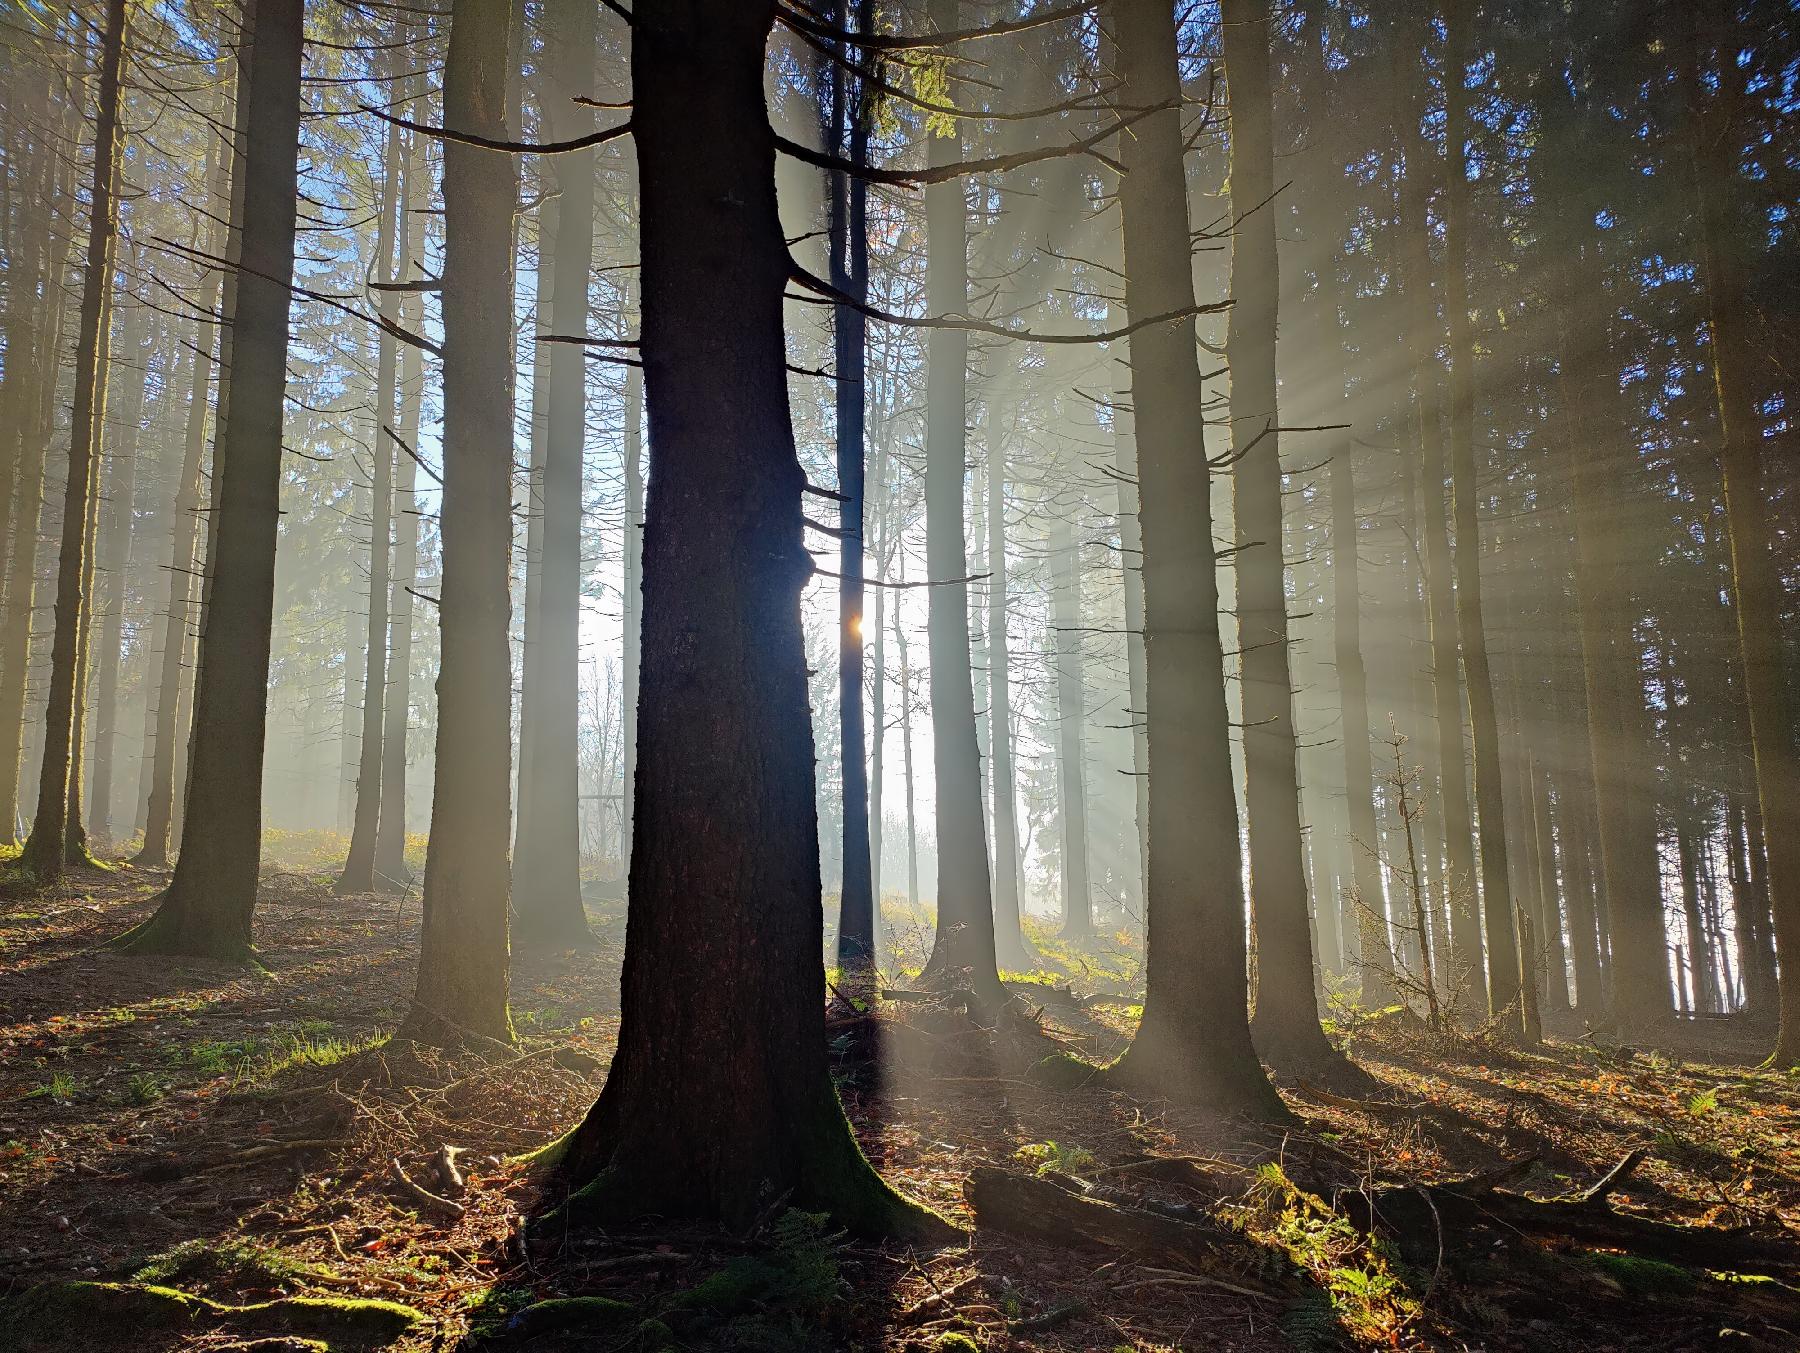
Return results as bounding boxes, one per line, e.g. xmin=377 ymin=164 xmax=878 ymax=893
xmin=547 ymin=0 xmax=944 ymax=1239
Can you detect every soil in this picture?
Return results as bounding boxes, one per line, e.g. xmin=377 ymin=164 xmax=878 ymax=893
xmin=0 ymin=857 xmax=1795 ymax=1351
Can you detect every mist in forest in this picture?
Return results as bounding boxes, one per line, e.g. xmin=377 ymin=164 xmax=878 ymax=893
xmin=0 ymin=0 xmax=1796 ymax=1347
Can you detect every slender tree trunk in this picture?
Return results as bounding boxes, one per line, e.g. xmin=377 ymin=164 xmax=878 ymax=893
xmin=897 ymin=563 xmax=919 ymax=913
xmin=1050 ymin=516 xmax=1091 ymax=941
xmin=546 ymin=0 xmax=945 ymax=1239
xmin=336 ymin=63 xmax=406 ymax=896
xmin=401 ymin=0 xmax=519 ymax=1044
xmin=87 ymin=297 xmax=152 ymax=847
xmin=1442 ymin=0 xmax=1524 ymax=1035
xmin=1102 ymin=0 xmax=1285 ymax=1117
xmin=112 ymin=0 xmax=303 ymax=957
xmin=916 ymin=0 xmax=1001 ymax=1005
xmin=1396 ymin=66 xmax=1485 ymax=1019
xmin=829 ymin=0 xmax=875 ymax=971
xmin=512 ymin=0 xmax=598 ymax=945
xmin=373 ymin=123 xmax=427 ymax=888
xmin=1222 ymin=0 xmax=1343 ymax=1073
xmin=19 ymin=0 xmax=128 ymax=881
xmin=985 ymin=407 xmax=1029 ymax=966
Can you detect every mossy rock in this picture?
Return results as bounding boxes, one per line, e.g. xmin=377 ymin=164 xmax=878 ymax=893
xmin=933 ymin=1334 xmax=983 ymax=1352
xmin=1027 ymin=1051 xmax=1099 ymax=1089
xmin=0 ymin=1281 xmax=419 ymax=1352
xmin=1586 ymin=1252 xmax=1698 ymax=1297
xmin=508 ymin=1295 xmax=635 ymax=1338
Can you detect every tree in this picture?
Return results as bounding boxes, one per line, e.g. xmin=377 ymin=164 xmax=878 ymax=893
xmin=1101 ymin=0 xmax=1286 ymax=1118
xmin=512 ymin=0 xmax=599 ymax=948
xmin=543 ymin=0 xmax=946 ymax=1240
xmin=917 ymin=0 xmax=1004 ymax=1007
xmin=1681 ymin=0 xmax=1800 ymax=1066
xmin=113 ymin=0 xmax=306 ymax=958
xmin=336 ymin=50 xmax=405 ymax=897
xmin=826 ymin=0 xmax=877 ymax=974
xmin=1441 ymin=0 xmax=1525 ymax=1037
xmin=17 ymin=0 xmax=130 ymax=882
xmin=1220 ymin=0 xmax=1350 ymax=1076
xmin=401 ymin=0 xmax=520 ymax=1046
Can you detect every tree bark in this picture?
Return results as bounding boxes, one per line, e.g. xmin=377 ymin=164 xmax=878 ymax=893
xmin=1050 ymin=516 xmax=1091 ymax=941
xmin=87 ymin=296 xmax=152 ymax=846
xmin=828 ymin=0 xmax=876 ymax=971
xmin=1683 ymin=0 xmax=1800 ymax=1066
xmin=545 ymin=0 xmax=945 ymax=1239
xmin=512 ymin=0 xmax=598 ymax=946
xmin=112 ymin=0 xmax=304 ymax=958
xmin=336 ymin=58 xmax=406 ymax=897
xmin=1442 ymin=0 xmax=1525 ymax=1036
xmin=916 ymin=0 xmax=1002 ymax=1006
xmin=19 ymin=0 xmax=129 ymax=881
xmin=401 ymin=0 xmax=519 ymax=1045
xmin=1101 ymin=0 xmax=1285 ymax=1117
xmin=372 ymin=121 xmax=427 ymax=889
xmin=1222 ymin=0 xmax=1343 ymax=1073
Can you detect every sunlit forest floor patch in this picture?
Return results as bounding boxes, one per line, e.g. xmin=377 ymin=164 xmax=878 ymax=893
xmin=2 ymin=860 xmax=1795 ymax=1352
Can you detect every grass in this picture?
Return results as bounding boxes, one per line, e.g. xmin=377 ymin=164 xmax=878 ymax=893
xmin=24 ymin=1071 xmax=79 ymax=1104
xmin=168 ymin=1023 xmax=387 ymax=1088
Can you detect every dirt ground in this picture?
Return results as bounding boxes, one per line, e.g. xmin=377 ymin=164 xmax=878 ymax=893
xmin=0 ymin=853 xmax=1795 ymax=1352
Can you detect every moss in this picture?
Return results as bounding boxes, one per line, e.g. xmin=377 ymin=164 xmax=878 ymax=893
xmin=933 ymin=1335 xmax=983 ymax=1352
xmin=1027 ymin=1050 xmax=1100 ymax=1089
xmin=109 ymin=905 xmax=263 ymax=966
xmin=1587 ymin=1253 xmax=1697 ymax=1296
xmin=510 ymin=1296 xmax=635 ymax=1337
xmin=676 ymin=1257 xmax=787 ymax=1316
xmin=0 ymin=1282 xmax=419 ymax=1352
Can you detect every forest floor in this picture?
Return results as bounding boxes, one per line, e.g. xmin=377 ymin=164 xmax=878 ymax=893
xmin=0 ymin=848 xmax=1796 ymax=1352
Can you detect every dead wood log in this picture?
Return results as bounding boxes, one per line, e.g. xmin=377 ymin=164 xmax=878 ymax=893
xmin=1345 ymin=1153 xmax=1792 ymax=1277
xmin=390 ymin=1157 xmax=465 ymax=1220
xmin=965 ymin=1167 xmax=1281 ymax=1294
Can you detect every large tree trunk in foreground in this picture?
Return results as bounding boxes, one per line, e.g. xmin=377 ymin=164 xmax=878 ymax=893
xmin=113 ymin=0 xmax=303 ymax=958
xmin=1684 ymin=0 xmax=1800 ymax=1064
xmin=19 ymin=0 xmax=128 ymax=882
xmin=545 ymin=0 xmax=945 ymax=1240
xmin=917 ymin=0 xmax=1002 ymax=1006
xmin=1442 ymin=0 xmax=1524 ymax=1036
xmin=1222 ymin=0 xmax=1344 ymax=1076
xmin=335 ymin=66 xmax=403 ymax=897
xmin=401 ymin=0 xmax=519 ymax=1046
xmin=1102 ymin=0 xmax=1285 ymax=1118
xmin=511 ymin=0 xmax=597 ymax=947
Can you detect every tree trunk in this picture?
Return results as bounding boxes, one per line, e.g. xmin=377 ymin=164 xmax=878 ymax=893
xmin=400 ymin=0 xmax=519 ymax=1045
xmin=619 ymin=272 xmax=643 ymax=875
xmin=916 ymin=0 xmax=1002 ymax=1006
xmin=112 ymin=0 xmax=304 ymax=958
xmin=828 ymin=0 xmax=876 ymax=971
xmin=336 ymin=58 xmax=406 ymax=897
xmin=1050 ymin=516 xmax=1091 ymax=941
xmin=1396 ymin=36 xmax=1484 ymax=1019
xmin=1101 ymin=0 xmax=1285 ymax=1118
xmin=1684 ymin=0 xmax=1800 ymax=1065
xmin=512 ymin=0 xmax=598 ymax=946
xmin=372 ymin=120 xmax=427 ymax=889
xmin=18 ymin=0 xmax=128 ymax=881
xmin=1442 ymin=0 xmax=1524 ymax=1036
xmin=87 ymin=296 xmax=152 ymax=847
xmin=545 ymin=0 xmax=944 ymax=1239
xmin=1221 ymin=0 xmax=1343 ymax=1074
xmin=985 ymin=406 xmax=1029 ymax=967
xmin=0 ymin=101 xmax=67 ymax=848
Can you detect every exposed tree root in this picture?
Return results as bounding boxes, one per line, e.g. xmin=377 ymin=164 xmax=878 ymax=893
xmin=0 ymin=1282 xmax=420 ymax=1352
xmin=964 ymin=1166 xmax=1288 ymax=1294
